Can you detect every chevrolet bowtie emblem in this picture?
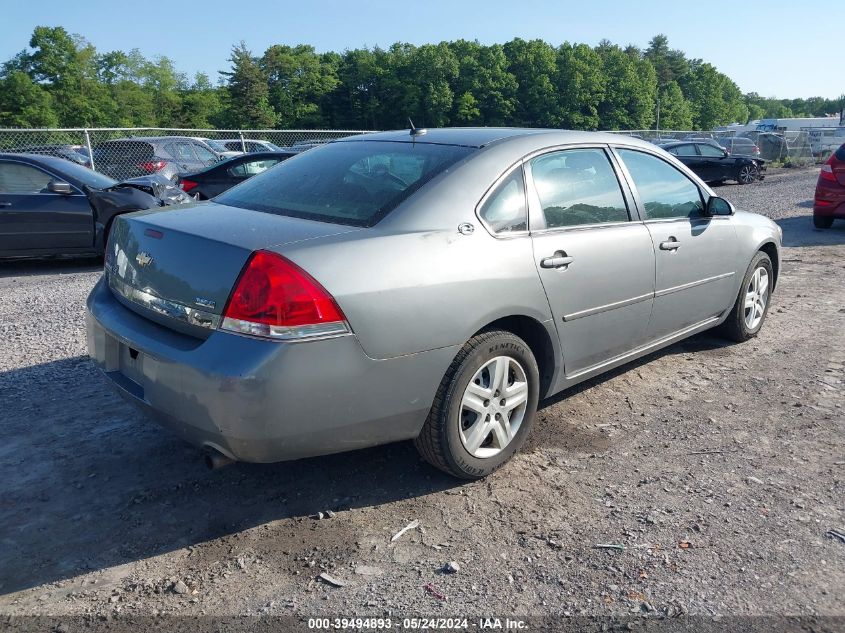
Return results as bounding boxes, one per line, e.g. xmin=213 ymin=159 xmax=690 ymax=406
xmin=136 ymin=251 xmax=153 ymax=267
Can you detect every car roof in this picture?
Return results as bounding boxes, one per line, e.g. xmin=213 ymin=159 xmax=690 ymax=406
xmin=0 ymin=152 xmax=78 ymax=169
xmin=100 ymin=136 xmax=198 ymax=143
xmin=335 ymin=128 xmax=655 ymax=150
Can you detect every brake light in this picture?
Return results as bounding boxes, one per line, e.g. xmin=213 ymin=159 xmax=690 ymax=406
xmin=180 ymin=179 xmax=198 ymax=192
xmin=138 ymin=160 xmax=167 ymax=173
xmin=753 ymin=145 xmax=760 ymax=154
xmin=221 ymin=250 xmax=348 ymax=340
xmin=820 ymin=164 xmax=836 ymax=181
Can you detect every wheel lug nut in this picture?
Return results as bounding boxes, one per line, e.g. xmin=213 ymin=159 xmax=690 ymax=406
xmin=500 ymin=399 xmax=506 ymax=406
xmin=483 ymin=399 xmax=490 ymax=407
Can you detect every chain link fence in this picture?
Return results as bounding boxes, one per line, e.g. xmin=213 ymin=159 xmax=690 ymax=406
xmin=0 ymin=126 xmax=826 ymax=183
xmin=609 ymin=129 xmax=819 ymax=165
xmin=0 ymin=128 xmax=371 ymax=182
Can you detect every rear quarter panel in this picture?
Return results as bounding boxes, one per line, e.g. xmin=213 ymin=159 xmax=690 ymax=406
xmin=279 ymin=227 xmax=554 ymax=360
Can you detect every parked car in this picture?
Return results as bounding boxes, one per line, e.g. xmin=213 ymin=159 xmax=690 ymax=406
xmin=93 ymin=136 xmax=222 ymax=182
xmin=813 ymin=143 xmax=845 ymax=228
xmin=660 ymin=141 xmax=766 ymax=184
xmin=87 ymin=128 xmax=781 ymax=478
xmin=219 ymin=139 xmax=286 ymax=153
xmin=716 ymin=137 xmax=761 ymax=158
xmin=9 ymin=144 xmax=91 ymax=167
xmin=177 ymin=151 xmax=295 ymax=199
xmin=0 ymin=153 xmax=190 ymax=258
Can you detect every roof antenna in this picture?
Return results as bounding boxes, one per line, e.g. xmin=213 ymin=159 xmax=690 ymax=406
xmin=408 ymin=117 xmax=427 ymax=137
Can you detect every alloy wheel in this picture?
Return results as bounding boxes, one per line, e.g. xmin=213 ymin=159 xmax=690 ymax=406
xmin=738 ymin=164 xmax=757 ymax=184
xmin=459 ymin=356 xmax=529 ymax=458
xmin=743 ymin=266 xmax=769 ymax=330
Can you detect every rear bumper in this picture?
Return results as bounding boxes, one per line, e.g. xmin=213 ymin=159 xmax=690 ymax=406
xmin=86 ymin=277 xmax=457 ymax=462
xmin=814 ymin=180 xmax=845 ymax=217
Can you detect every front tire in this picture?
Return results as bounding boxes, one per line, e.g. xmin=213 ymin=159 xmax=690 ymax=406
xmin=414 ymin=330 xmax=540 ymax=479
xmin=718 ymin=251 xmax=773 ymax=342
xmin=813 ymin=215 xmax=834 ymax=229
xmin=736 ymin=163 xmax=758 ymax=185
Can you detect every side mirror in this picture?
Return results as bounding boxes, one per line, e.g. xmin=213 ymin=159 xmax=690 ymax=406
xmin=706 ymin=196 xmax=734 ymax=216
xmin=48 ymin=180 xmax=73 ymax=195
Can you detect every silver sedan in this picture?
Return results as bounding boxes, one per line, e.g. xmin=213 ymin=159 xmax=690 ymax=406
xmin=86 ymin=128 xmax=781 ymax=479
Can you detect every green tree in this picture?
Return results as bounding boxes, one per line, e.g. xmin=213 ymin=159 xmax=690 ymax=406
xmin=596 ymin=45 xmax=656 ymax=129
xmin=657 ymin=80 xmax=692 ymax=130
xmin=503 ymin=38 xmax=558 ymax=126
xmin=644 ymin=34 xmax=689 ymax=88
xmin=0 ymin=70 xmax=59 ymax=126
xmin=682 ymin=62 xmax=748 ymax=128
xmin=262 ymin=44 xmax=339 ymax=127
xmin=555 ymin=42 xmax=606 ymax=129
xmin=220 ymin=43 xmax=276 ymax=128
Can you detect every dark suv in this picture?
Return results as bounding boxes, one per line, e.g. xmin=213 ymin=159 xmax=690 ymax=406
xmin=93 ymin=136 xmax=221 ymax=182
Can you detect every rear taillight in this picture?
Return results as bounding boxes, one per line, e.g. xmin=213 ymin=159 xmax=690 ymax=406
xmin=752 ymin=145 xmax=760 ymax=154
xmin=180 ymin=179 xmax=198 ymax=192
xmin=221 ymin=250 xmax=348 ymax=340
xmin=138 ymin=160 xmax=168 ymax=173
xmin=820 ymin=164 xmax=836 ymax=181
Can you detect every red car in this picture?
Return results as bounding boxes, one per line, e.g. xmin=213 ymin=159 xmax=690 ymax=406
xmin=814 ymin=144 xmax=845 ymax=228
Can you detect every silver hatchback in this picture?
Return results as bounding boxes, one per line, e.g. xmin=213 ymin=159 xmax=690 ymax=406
xmin=86 ymin=128 xmax=781 ymax=478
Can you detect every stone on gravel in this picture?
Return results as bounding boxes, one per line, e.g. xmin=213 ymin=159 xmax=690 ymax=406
xmin=444 ymin=561 xmax=460 ymax=574
xmin=172 ymin=580 xmax=188 ymax=595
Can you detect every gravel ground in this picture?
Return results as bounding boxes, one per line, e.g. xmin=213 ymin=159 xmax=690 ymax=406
xmin=1 ymin=167 xmax=843 ymax=622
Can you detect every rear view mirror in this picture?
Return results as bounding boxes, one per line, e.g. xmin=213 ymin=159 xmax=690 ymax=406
xmin=48 ymin=180 xmax=73 ymax=195
xmin=707 ymin=196 xmax=734 ymax=216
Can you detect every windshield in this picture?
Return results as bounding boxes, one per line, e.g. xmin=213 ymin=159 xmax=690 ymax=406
xmin=215 ymin=140 xmax=474 ymax=227
xmin=60 ymin=160 xmax=117 ymax=188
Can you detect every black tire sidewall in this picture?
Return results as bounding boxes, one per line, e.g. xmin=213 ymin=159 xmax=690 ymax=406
xmin=441 ymin=333 xmax=540 ymax=478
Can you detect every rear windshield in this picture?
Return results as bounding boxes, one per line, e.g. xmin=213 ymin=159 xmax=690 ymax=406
xmin=95 ymin=141 xmax=154 ymax=160
xmin=215 ymin=140 xmax=474 ymax=227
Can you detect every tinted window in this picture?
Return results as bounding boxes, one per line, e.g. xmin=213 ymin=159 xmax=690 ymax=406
xmin=216 ymin=141 xmax=474 ymax=227
xmin=223 ymin=141 xmax=243 ymax=152
xmin=479 ymin=168 xmax=527 ymax=233
xmin=228 ymin=158 xmax=281 ymax=177
xmin=617 ymin=149 xmax=704 ymax=219
xmin=698 ymin=144 xmax=725 ymax=157
xmin=530 ymin=148 xmax=628 ymax=228
xmin=0 ymin=162 xmax=53 ymax=193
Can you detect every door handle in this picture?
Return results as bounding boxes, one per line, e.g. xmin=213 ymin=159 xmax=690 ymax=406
xmin=0 ymin=202 xmax=11 ymax=207
xmin=659 ymin=239 xmax=681 ymax=251
xmin=540 ymin=252 xmax=575 ymax=269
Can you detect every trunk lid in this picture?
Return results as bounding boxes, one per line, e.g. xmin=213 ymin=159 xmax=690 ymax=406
xmin=106 ymin=202 xmax=361 ymax=337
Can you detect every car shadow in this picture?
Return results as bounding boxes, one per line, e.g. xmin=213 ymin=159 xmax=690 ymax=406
xmin=776 ymin=216 xmax=845 ymax=247
xmin=0 ymin=330 xmax=755 ymax=596
xmin=0 ymin=257 xmax=101 ymax=278
xmin=0 ymin=355 xmax=462 ymax=596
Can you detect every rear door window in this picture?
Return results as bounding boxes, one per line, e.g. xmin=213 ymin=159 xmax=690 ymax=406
xmin=698 ymin=144 xmax=725 ymax=157
xmin=193 ymin=143 xmax=218 ymax=163
xmin=166 ymin=142 xmax=198 ymax=161
xmin=529 ymin=148 xmax=629 ymax=228
xmin=215 ymin=141 xmax=474 ymax=227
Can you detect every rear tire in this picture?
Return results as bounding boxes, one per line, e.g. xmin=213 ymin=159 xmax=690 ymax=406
xmin=718 ymin=251 xmax=773 ymax=342
xmin=813 ymin=215 xmax=834 ymax=229
xmin=414 ymin=330 xmax=540 ymax=479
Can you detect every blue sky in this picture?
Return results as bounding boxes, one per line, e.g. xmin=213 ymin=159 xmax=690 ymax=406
xmin=2 ymin=0 xmax=838 ymax=99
